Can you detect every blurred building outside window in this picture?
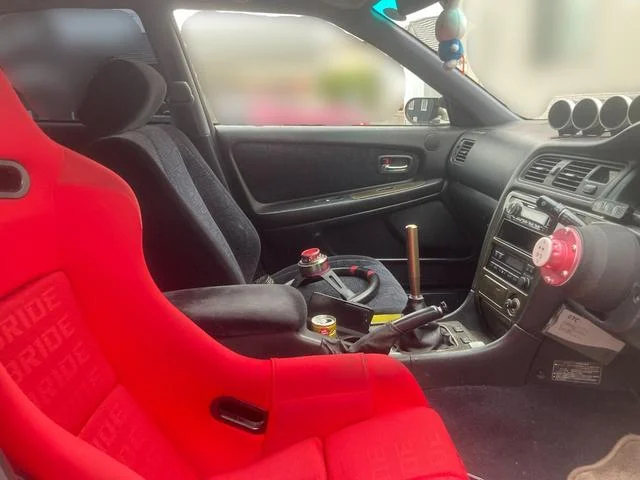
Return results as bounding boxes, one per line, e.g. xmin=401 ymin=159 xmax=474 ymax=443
xmin=175 ymin=10 xmax=448 ymax=126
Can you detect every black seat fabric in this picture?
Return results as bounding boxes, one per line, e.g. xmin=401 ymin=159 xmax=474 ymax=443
xmin=79 ymin=59 xmax=407 ymax=313
xmin=87 ymin=125 xmax=260 ymax=290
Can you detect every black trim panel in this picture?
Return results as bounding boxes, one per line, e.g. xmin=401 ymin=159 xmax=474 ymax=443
xmin=254 ymin=178 xmax=444 ymax=228
xmin=232 ymin=141 xmax=421 ymax=204
xmin=217 ymin=125 xmax=463 ymax=228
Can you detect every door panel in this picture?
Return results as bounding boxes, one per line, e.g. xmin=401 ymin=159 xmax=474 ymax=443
xmin=216 ymin=125 xmax=477 ymax=293
xmin=233 ymin=142 xmax=419 ymax=203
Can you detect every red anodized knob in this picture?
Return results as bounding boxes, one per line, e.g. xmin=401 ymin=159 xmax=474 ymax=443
xmin=300 ymin=247 xmax=321 ymax=263
xmin=298 ymin=247 xmax=330 ymax=278
xmin=532 ymin=227 xmax=582 ymax=286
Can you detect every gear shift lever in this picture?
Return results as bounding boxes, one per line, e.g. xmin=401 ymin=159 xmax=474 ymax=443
xmin=320 ymin=303 xmax=448 ymax=355
xmin=319 ymin=224 xmax=451 ymax=355
xmin=404 ymin=225 xmax=427 ymax=313
xmin=396 ymin=224 xmax=449 ymax=351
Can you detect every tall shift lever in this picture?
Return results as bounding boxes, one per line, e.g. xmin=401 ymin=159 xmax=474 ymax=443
xmin=320 ymin=224 xmax=449 ymax=355
xmin=404 ymin=224 xmax=427 ymax=313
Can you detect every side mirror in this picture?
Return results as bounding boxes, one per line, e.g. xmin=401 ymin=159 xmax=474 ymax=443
xmin=404 ymin=97 xmax=448 ymax=125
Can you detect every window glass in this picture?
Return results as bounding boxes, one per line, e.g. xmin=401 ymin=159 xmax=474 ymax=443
xmin=175 ymin=10 xmax=447 ymax=126
xmin=0 ymin=8 xmax=157 ymax=121
xmin=399 ymin=0 xmax=640 ymax=119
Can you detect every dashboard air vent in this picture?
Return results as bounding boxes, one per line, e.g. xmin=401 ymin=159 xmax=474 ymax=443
xmin=589 ymin=164 xmax=623 ymax=184
xmin=552 ymin=160 xmax=599 ymax=192
xmin=452 ymin=139 xmax=475 ymax=163
xmin=522 ymin=156 xmax=561 ymax=184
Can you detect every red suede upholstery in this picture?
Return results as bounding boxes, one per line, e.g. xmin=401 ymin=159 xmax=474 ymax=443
xmin=0 ymin=69 xmax=466 ymax=480
xmin=324 ymin=408 xmax=465 ymax=480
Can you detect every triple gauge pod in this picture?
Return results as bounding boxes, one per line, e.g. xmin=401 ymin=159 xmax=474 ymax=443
xmin=548 ymin=95 xmax=640 ymax=137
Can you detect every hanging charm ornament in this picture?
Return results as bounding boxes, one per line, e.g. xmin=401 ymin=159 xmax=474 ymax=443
xmin=436 ymin=0 xmax=468 ymax=70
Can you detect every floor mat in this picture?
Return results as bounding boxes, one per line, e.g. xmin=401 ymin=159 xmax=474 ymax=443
xmin=568 ymin=434 xmax=640 ymax=480
xmin=426 ymin=384 xmax=640 ymax=480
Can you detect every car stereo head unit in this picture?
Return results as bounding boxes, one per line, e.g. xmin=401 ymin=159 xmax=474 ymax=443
xmin=504 ymin=198 xmax=552 ymax=234
xmin=487 ymin=245 xmax=536 ymax=291
xmin=498 ymin=220 xmax=544 ymax=254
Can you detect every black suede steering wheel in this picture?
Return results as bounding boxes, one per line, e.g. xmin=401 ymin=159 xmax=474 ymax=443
xmin=293 ymin=265 xmax=380 ymax=304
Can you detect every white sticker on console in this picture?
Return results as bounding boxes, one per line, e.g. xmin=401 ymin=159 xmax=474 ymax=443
xmin=543 ymin=306 xmax=625 ymax=365
xmin=552 ymin=360 xmax=602 ymax=385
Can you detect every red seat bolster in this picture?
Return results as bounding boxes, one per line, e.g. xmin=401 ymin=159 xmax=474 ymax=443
xmin=264 ymin=353 xmax=427 ymax=453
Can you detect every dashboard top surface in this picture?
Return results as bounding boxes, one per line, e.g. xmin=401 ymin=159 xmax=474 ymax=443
xmin=450 ymin=120 xmax=640 ymax=216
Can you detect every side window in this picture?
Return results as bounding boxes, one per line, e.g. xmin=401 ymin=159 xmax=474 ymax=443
xmin=174 ymin=10 xmax=447 ymax=126
xmin=0 ymin=8 xmax=158 ymax=121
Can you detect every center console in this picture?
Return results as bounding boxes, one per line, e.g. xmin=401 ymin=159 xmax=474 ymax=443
xmin=399 ymin=189 xmax=588 ymax=388
xmin=477 ymin=192 xmax=553 ymax=334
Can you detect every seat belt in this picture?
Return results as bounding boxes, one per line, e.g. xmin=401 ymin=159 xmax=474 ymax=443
xmin=168 ymin=80 xmax=231 ymax=191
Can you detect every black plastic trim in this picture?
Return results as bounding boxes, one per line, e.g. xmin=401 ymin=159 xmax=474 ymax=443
xmin=252 ymin=179 xmax=443 ymax=228
xmin=518 ymin=153 xmax=629 ymax=201
xmin=391 ymin=294 xmax=542 ymax=388
xmin=217 ymin=125 xmax=460 ymax=228
xmin=0 ymin=160 xmax=29 ymax=199
xmin=210 ymin=397 xmax=268 ymax=434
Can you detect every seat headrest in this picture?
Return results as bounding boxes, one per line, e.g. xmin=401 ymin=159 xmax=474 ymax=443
xmin=77 ymin=58 xmax=167 ymax=137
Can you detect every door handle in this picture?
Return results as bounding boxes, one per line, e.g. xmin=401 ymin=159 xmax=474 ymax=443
xmin=378 ymin=155 xmax=412 ymax=174
xmin=382 ymin=164 xmax=409 ymax=172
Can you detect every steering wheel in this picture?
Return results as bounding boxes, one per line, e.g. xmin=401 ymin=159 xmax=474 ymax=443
xmin=289 ymin=248 xmax=380 ymax=304
xmin=294 ymin=265 xmax=380 ymax=304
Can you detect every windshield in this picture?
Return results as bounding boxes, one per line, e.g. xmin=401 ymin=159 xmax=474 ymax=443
xmin=396 ymin=0 xmax=640 ymax=119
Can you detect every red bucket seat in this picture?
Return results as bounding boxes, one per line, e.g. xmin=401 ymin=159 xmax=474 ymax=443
xmin=0 ymin=70 xmax=466 ymax=479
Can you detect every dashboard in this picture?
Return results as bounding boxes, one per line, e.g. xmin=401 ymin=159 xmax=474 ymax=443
xmin=447 ymin=120 xmax=640 ymax=352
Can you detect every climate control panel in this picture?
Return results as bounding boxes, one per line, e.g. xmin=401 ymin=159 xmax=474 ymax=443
xmin=487 ymin=246 xmax=535 ymax=291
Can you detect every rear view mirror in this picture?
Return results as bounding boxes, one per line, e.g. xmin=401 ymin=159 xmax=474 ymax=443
xmin=404 ymin=97 xmax=448 ymax=125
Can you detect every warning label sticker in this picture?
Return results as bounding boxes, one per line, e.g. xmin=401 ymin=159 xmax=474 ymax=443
xmin=552 ymin=360 xmax=602 ymax=385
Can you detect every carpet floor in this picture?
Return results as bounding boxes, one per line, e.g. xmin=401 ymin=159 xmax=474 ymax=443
xmin=426 ymin=384 xmax=640 ymax=480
